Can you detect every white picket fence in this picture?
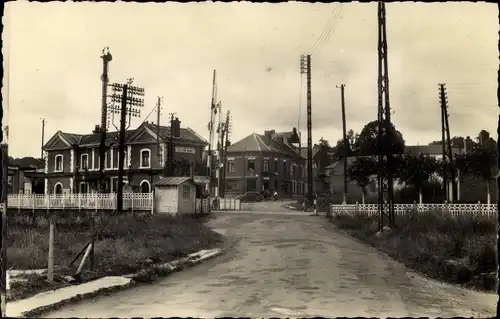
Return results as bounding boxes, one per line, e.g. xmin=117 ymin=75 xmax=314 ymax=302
xmin=8 ymin=193 xmax=154 ymax=212
xmin=330 ymin=202 xmax=498 ymax=219
xmin=7 ymin=194 xmax=241 ymax=213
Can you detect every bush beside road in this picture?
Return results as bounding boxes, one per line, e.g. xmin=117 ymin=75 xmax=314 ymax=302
xmin=328 ymin=209 xmax=497 ymax=292
xmin=6 ymin=210 xmax=223 ymax=302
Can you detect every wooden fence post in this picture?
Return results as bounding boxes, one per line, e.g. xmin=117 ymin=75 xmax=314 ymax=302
xmin=477 ymin=200 xmax=481 ymax=217
xmin=95 ymin=193 xmax=98 ymax=212
xmin=131 ymin=194 xmax=134 ymax=213
xmin=355 ymin=201 xmax=359 ymax=216
xmin=78 ymin=193 xmax=81 ymax=211
xmin=47 ymin=215 xmax=55 ymax=282
xmin=150 ymin=192 xmax=154 ymax=215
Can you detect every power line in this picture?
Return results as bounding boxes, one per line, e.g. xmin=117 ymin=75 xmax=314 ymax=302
xmin=311 ymin=5 xmax=344 ymax=56
xmin=310 ymin=5 xmax=340 ymax=55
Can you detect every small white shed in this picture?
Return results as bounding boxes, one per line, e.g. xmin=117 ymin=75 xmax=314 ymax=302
xmin=154 ymin=177 xmax=196 ymax=215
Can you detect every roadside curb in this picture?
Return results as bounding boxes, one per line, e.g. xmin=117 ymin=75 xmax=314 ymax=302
xmin=14 ymin=248 xmax=225 ymax=318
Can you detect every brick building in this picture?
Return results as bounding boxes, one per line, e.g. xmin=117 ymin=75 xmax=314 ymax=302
xmin=42 ymin=118 xmax=207 ymax=194
xmin=224 ymin=128 xmax=305 ymax=197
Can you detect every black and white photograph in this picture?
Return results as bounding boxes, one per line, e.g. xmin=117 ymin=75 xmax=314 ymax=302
xmin=1 ymin=1 xmax=498 ymax=318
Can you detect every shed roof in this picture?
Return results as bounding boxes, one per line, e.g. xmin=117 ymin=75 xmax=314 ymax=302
xmin=154 ymin=176 xmax=192 ymax=186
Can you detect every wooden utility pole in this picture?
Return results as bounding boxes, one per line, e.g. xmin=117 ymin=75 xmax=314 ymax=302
xmin=206 ymin=70 xmax=218 ymax=197
xmin=337 ymin=84 xmax=348 ymax=203
xmin=439 ymin=83 xmax=456 ymax=202
xmin=108 ymin=80 xmax=144 ymax=212
xmin=300 ymin=54 xmax=313 ymax=204
xmin=156 ymin=97 xmax=162 ymax=160
xmin=116 ymin=85 xmax=128 ymax=212
xmin=440 ymin=85 xmax=448 ymax=201
xmin=377 ymin=1 xmax=395 ymax=230
xmin=40 ymin=118 xmax=46 ymax=158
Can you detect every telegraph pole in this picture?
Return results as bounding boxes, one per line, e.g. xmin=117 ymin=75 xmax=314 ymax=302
xmin=156 ymin=97 xmax=162 ymax=160
xmin=377 ymin=2 xmax=395 ymax=230
xmin=206 ymin=70 xmax=218 ymax=197
xmin=40 ymin=118 xmax=45 ymax=158
xmin=337 ymin=84 xmax=348 ymax=204
xmin=99 ymin=47 xmax=112 ymax=193
xmin=439 ymin=83 xmax=456 ymax=202
xmin=440 ymin=85 xmax=448 ymax=201
xmin=300 ymin=54 xmax=313 ymax=204
xmin=108 ymin=79 xmax=144 ymax=212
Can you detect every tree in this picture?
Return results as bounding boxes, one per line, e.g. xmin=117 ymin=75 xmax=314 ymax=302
xmin=467 ymin=147 xmax=497 ymax=204
xmin=399 ymin=154 xmax=439 ymax=203
xmin=332 ymin=129 xmax=359 ymax=159
xmin=429 ymin=136 xmax=465 ymax=149
xmin=356 ymin=120 xmax=405 ymax=156
xmin=347 ymin=156 xmax=377 ymax=204
xmin=316 ymin=137 xmax=331 ymax=171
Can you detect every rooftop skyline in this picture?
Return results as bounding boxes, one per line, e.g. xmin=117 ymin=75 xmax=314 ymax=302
xmin=3 ymin=2 xmax=498 ymax=157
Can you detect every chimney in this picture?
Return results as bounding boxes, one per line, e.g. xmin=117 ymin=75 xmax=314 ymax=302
xmin=170 ymin=117 xmax=181 ymax=138
xmin=175 ymin=117 xmax=181 ymax=137
xmin=464 ymin=136 xmax=473 ymax=153
xmin=264 ymin=130 xmax=275 ymax=145
xmin=92 ymin=125 xmax=101 ymax=134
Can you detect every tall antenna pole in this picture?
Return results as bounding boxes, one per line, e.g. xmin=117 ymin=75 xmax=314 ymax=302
xmin=377 ymin=2 xmax=395 ymax=230
xmin=99 ymin=47 xmax=112 ymax=193
xmin=221 ymin=110 xmax=231 ymax=198
xmin=337 ymin=84 xmax=348 ymax=203
xmin=40 ymin=118 xmax=46 ymax=159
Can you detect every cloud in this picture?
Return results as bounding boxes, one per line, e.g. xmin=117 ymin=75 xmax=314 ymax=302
xmin=4 ymin=2 xmax=498 ymax=157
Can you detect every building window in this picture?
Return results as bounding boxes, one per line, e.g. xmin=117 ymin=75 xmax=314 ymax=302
xmin=79 ymin=182 xmax=88 ymax=194
xmin=291 ymin=164 xmax=297 ymax=177
xmin=247 ymin=179 xmax=257 ymax=192
xmin=247 ymin=159 xmax=255 ymax=171
xmin=54 ymin=154 xmax=63 ymax=172
xmin=274 ymin=159 xmax=278 ymax=173
xmin=81 ymin=154 xmax=88 ymax=170
xmin=282 ymin=161 xmax=287 ymax=176
xmin=182 ymin=184 xmax=191 ymax=199
xmin=228 ymin=160 xmax=235 ymax=173
xmin=301 ymin=165 xmax=305 ymax=178
xmin=292 ymin=181 xmax=297 ymax=193
xmin=54 ymin=182 xmax=63 ymax=194
xmin=263 ymin=160 xmax=269 ymax=173
xmin=140 ymin=149 xmax=151 ymax=168
xmin=140 ymin=180 xmax=151 ymax=193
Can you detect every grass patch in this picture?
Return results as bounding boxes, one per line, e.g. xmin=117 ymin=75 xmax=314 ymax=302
xmin=6 ymin=210 xmax=223 ymax=301
xmin=328 ymin=209 xmax=498 ymax=292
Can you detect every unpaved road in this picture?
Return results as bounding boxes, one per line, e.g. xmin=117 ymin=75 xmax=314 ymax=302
xmin=42 ymin=212 xmax=497 ymax=318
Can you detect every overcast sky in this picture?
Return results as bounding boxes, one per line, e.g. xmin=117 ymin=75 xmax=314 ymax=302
xmin=3 ymin=1 xmax=498 ymax=158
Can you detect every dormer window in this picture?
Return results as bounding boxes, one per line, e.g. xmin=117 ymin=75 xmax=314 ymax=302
xmin=81 ymin=154 xmax=88 ymax=170
xmin=140 ymin=149 xmax=151 ymax=168
xmin=54 ymin=154 xmax=63 ymax=172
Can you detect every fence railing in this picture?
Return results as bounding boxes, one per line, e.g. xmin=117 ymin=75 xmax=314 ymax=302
xmin=8 ymin=193 xmax=154 ymax=212
xmin=8 ymin=194 xmax=241 ymax=213
xmin=331 ymin=202 xmax=498 ymax=219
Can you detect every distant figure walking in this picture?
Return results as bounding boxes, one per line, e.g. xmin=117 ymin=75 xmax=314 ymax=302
xmin=273 ymin=191 xmax=278 ymax=201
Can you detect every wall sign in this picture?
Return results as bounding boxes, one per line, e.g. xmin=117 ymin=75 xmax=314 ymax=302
xmin=175 ymin=146 xmax=195 ymax=154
